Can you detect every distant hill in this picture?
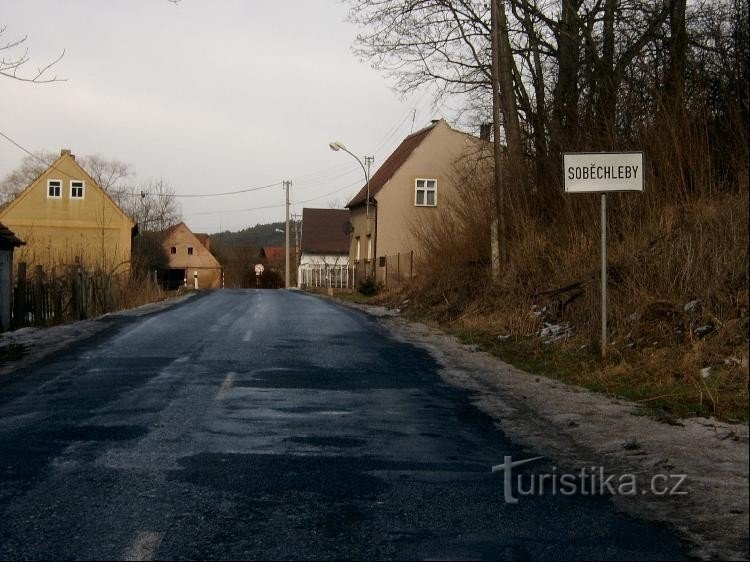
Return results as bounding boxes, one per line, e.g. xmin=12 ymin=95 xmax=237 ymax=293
xmin=212 ymin=221 xmax=286 ymax=247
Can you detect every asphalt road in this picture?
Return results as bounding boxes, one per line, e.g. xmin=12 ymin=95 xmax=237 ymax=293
xmin=0 ymin=290 xmax=687 ymax=560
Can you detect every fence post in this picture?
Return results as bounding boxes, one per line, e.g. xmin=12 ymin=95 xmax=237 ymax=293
xmin=53 ymin=280 xmax=63 ymax=322
xmin=33 ymin=265 xmax=44 ymax=326
xmin=13 ymin=262 xmax=27 ymax=328
xmin=76 ymin=267 xmax=86 ymax=320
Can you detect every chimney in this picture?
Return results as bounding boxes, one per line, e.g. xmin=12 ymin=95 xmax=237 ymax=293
xmin=60 ymin=148 xmax=75 ymax=160
xmin=479 ymin=123 xmax=492 ymax=141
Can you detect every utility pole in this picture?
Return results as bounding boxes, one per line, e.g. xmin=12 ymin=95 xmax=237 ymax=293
xmin=364 ymin=156 xmax=375 ymax=276
xmin=283 ymin=180 xmax=292 ymax=288
xmin=292 ymin=213 xmax=301 ymax=288
xmin=490 ymin=0 xmax=506 ymax=281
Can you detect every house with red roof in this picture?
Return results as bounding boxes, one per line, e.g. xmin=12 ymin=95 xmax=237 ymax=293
xmin=259 ymin=246 xmax=286 ymax=266
xmin=346 ymin=119 xmax=488 ymax=283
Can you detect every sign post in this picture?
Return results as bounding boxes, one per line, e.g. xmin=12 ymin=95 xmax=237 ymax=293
xmin=254 ymin=263 xmax=264 ymax=288
xmin=563 ymin=152 xmax=644 ymax=358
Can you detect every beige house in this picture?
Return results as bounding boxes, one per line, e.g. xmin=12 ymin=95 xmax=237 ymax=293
xmin=161 ymin=222 xmax=222 ymax=289
xmin=346 ymin=119 xmax=486 ymax=283
xmin=0 ymin=149 xmax=135 ymax=275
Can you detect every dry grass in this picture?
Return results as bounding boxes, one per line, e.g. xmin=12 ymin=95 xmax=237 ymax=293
xmin=397 ymin=115 xmax=749 ymax=422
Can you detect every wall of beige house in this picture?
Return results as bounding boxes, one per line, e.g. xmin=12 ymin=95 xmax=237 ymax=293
xmin=0 ymin=151 xmax=134 ymax=275
xmin=377 ymin=124 xmax=482 ymax=258
xmin=348 ymin=205 xmax=373 ymax=275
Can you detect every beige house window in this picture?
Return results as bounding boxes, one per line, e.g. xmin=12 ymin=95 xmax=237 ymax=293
xmin=415 ymin=178 xmax=437 ymax=206
xmin=47 ymin=179 xmax=62 ymax=198
xmin=355 ymin=236 xmax=361 ymax=262
xmin=187 ymin=247 xmax=194 ymax=255
xmin=70 ymin=180 xmax=85 ymax=199
xmin=366 ymin=235 xmax=372 ymax=261
xmin=170 ymin=246 xmax=177 ymax=254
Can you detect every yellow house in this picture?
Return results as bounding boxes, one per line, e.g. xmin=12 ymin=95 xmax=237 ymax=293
xmin=0 ymin=149 xmax=135 ymax=276
xmin=346 ymin=119 xmax=488 ymax=283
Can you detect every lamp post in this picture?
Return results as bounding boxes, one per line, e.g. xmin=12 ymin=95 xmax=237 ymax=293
xmin=329 ymin=141 xmax=374 ymax=276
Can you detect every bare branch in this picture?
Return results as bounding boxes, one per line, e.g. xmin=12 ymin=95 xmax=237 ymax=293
xmin=0 ymin=26 xmax=66 ymax=83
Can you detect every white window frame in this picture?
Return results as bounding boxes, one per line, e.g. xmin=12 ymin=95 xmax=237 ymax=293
xmin=47 ymin=179 xmax=62 ymax=199
xmin=70 ymin=180 xmax=85 ymax=199
xmin=414 ymin=178 xmax=437 ymax=207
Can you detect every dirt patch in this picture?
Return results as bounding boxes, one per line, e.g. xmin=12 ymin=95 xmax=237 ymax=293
xmin=341 ymin=299 xmax=749 ymax=561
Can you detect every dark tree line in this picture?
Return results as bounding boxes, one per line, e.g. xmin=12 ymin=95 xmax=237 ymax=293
xmin=348 ymin=0 xmax=748 ymax=208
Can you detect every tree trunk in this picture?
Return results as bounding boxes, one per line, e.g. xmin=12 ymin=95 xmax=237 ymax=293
xmin=665 ymin=0 xmax=687 ymax=113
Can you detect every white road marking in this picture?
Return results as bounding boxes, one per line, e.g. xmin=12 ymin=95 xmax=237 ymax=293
xmin=123 ymin=530 xmax=163 ymax=561
xmin=215 ymin=371 xmax=236 ymax=400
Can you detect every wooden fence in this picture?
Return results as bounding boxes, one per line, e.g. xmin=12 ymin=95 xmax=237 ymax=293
xmin=12 ymin=262 xmax=126 ymax=329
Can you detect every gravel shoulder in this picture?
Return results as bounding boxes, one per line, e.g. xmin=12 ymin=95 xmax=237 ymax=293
xmin=337 ymin=300 xmax=749 ymax=561
xmin=0 ymin=292 xmax=199 ymax=378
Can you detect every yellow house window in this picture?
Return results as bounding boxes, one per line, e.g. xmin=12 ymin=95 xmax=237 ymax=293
xmin=355 ymin=236 xmax=361 ymax=262
xmin=366 ymin=235 xmax=372 ymax=260
xmin=47 ymin=179 xmax=62 ymax=199
xmin=187 ymin=247 xmax=194 ymax=255
xmin=71 ymin=180 xmax=85 ymax=199
xmin=415 ymin=178 xmax=437 ymax=206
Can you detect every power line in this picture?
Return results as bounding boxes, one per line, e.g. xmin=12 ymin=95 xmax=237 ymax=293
xmin=0 ymin=130 xmax=82 ymax=181
xmin=111 ymin=181 xmax=283 ymax=199
xmin=1 ymin=128 xmax=284 ymax=199
xmin=192 ymin=178 xmax=362 ymax=217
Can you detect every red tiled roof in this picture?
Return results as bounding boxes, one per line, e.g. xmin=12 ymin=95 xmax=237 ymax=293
xmin=346 ymin=121 xmax=437 ymax=208
xmin=260 ymin=246 xmax=285 ymax=263
xmin=301 ymin=208 xmax=350 ymax=253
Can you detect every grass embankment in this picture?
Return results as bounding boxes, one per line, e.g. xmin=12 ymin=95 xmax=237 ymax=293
xmin=339 ymin=187 xmax=749 ymax=423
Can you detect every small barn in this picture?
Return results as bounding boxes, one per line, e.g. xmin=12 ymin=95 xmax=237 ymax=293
xmin=161 ymin=222 xmax=222 ymax=290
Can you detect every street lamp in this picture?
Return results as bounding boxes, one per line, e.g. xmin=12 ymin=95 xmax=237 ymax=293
xmin=328 ymin=141 xmax=372 ymax=220
xmin=329 ymin=141 xmax=375 ymax=279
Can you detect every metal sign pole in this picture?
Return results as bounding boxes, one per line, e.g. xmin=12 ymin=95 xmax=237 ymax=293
xmin=601 ymin=193 xmax=607 ymax=358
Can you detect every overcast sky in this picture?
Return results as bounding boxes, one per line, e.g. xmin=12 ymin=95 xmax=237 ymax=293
xmin=0 ymin=0 xmax=448 ymax=233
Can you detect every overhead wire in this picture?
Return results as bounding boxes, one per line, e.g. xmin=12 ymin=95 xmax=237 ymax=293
xmin=2 ymin=92 xmax=436 ymax=221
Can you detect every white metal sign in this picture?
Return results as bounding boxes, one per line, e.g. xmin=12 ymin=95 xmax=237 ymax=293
xmin=254 ymin=264 xmax=264 ymax=275
xmin=563 ymin=152 xmax=644 ymax=193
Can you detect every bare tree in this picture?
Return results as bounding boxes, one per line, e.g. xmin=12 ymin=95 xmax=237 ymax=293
xmin=0 ymin=25 xmax=65 ymax=83
xmin=116 ymin=179 xmax=182 ymax=233
xmin=0 ymin=151 xmax=132 ymax=205
xmin=79 ymin=155 xmax=133 ymax=191
xmin=0 ymin=150 xmax=55 ymax=205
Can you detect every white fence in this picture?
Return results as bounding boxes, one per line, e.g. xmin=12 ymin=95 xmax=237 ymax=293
xmin=298 ymin=264 xmax=352 ymax=289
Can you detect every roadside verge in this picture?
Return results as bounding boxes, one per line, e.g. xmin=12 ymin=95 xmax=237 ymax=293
xmin=0 ymin=292 xmax=199 ymax=378
xmin=335 ymin=298 xmax=749 ymax=561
